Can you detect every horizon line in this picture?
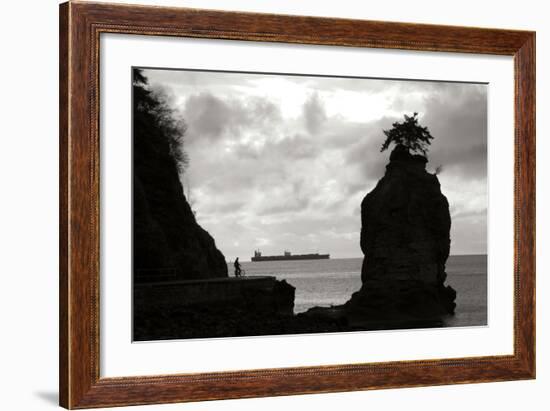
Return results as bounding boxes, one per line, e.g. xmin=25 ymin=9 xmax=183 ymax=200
xmin=225 ymin=253 xmax=488 ymax=262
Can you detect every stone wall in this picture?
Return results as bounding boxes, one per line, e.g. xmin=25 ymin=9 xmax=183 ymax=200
xmin=134 ymin=276 xmax=294 ymax=315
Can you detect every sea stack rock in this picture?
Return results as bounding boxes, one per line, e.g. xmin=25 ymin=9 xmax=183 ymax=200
xmin=345 ymin=144 xmax=456 ymax=328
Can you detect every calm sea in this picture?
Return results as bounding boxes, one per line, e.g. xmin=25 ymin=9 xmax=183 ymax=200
xmin=229 ymin=254 xmax=487 ymax=328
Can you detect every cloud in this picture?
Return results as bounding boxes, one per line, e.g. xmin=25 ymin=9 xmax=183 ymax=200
xmin=421 ymin=84 xmax=487 ymax=180
xmin=259 ymin=196 xmax=310 ymax=216
xmin=200 ymin=199 xmax=247 ymax=214
xmin=303 ymin=92 xmax=327 ymax=135
xmin=141 ymin=68 xmax=488 ymax=259
xmin=182 ymin=92 xmax=282 ymax=143
xmin=233 ymin=133 xmax=319 ymax=160
xmin=184 ymin=93 xmax=233 ymax=140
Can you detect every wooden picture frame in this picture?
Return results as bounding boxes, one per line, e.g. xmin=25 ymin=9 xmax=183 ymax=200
xmin=59 ymin=1 xmax=535 ymax=408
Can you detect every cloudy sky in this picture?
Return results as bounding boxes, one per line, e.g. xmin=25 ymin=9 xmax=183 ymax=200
xmin=141 ymin=68 xmax=487 ymax=261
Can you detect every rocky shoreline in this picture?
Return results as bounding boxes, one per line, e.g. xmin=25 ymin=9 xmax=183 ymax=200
xmin=133 ymin=276 xmax=351 ymax=341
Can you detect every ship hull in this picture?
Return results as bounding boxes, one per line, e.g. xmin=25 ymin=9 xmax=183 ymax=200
xmin=251 ymin=254 xmax=330 ymax=262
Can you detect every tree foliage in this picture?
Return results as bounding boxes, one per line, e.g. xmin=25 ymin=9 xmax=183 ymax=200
xmin=380 ymin=112 xmax=434 ymax=156
xmin=133 ymin=69 xmax=189 ymax=174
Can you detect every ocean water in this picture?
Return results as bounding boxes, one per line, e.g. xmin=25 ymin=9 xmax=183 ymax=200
xmin=231 ymin=254 xmax=487 ymax=328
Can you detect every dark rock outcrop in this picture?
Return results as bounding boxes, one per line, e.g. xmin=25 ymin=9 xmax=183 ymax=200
xmin=134 ymin=277 xmax=301 ymax=340
xmin=344 ymin=144 xmax=456 ymax=327
xmin=133 ymin=93 xmax=227 ymax=281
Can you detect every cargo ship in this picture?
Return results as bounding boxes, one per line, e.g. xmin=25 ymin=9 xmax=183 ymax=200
xmin=251 ymin=250 xmax=330 ymax=262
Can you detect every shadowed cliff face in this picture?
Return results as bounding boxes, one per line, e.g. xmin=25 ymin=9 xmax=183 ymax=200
xmin=133 ymin=84 xmax=227 ymax=281
xmin=345 ymin=144 xmax=456 ymax=325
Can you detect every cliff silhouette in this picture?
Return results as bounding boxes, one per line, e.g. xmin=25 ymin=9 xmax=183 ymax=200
xmin=133 ymin=74 xmax=227 ymax=281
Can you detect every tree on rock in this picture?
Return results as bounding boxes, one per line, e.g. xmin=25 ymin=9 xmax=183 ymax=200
xmin=133 ymin=69 xmax=189 ymax=174
xmin=380 ymin=112 xmax=434 ymax=156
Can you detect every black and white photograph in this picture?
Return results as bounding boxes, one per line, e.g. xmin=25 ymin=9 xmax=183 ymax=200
xmin=132 ymin=67 xmax=488 ymax=341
